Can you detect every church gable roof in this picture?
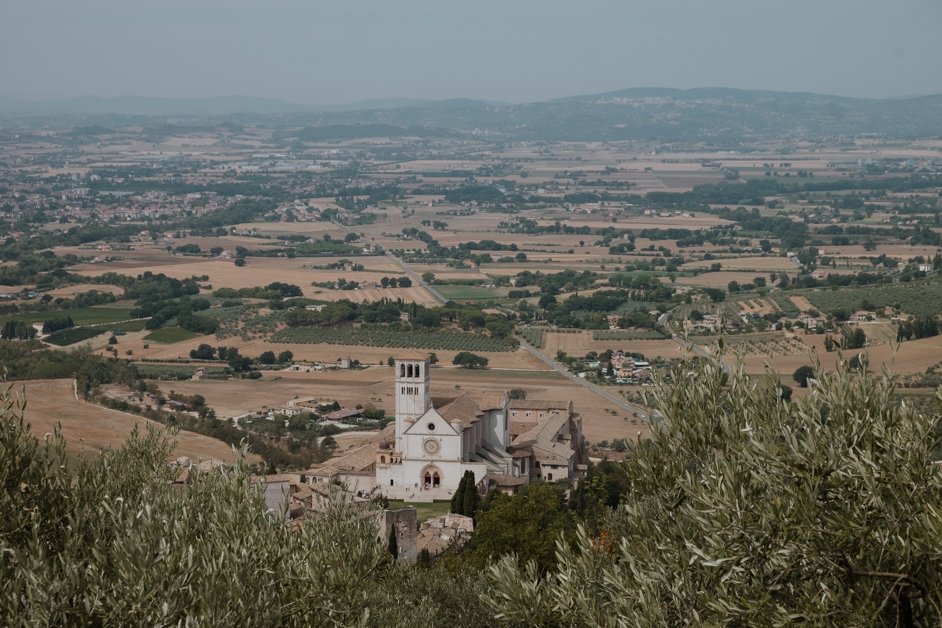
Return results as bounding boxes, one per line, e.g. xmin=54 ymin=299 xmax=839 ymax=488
xmin=478 ymin=391 xmax=507 ymax=411
xmin=436 ymin=392 xmax=485 ymax=426
xmin=512 ymin=410 xmax=567 ymax=444
xmin=402 ymin=408 xmax=459 ymax=436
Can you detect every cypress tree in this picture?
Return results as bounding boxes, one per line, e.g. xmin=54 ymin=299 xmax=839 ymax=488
xmin=451 ymin=474 xmax=467 ymax=514
xmin=388 ymin=528 xmax=398 ymax=559
xmin=462 ymin=472 xmax=477 ymax=519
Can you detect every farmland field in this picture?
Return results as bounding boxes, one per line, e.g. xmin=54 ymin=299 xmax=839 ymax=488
xmin=675 ymin=271 xmax=792 ymax=288
xmin=683 ymin=256 xmax=798 ymax=272
xmin=135 ymin=363 xmax=229 ymax=379
xmin=542 ymin=331 xmax=682 ymax=358
xmin=798 ymin=280 xmax=942 ymax=317
xmin=0 ymin=307 xmax=137 ymax=326
xmin=517 ymin=327 xmax=546 ymax=347
xmin=143 ymin=327 xmax=203 ymax=344
xmin=434 ymin=285 xmax=509 ymax=300
xmin=17 ymin=378 xmax=254 ymax=463
xmin=45 ymin=327 xmax=109 ymax=346
xmin=272 ymin=327 xmax=515 ymax=352
xmin=592 ymin=329 xmax=667 ymax=341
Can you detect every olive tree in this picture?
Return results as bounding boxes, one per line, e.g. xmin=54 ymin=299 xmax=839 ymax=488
xmin=486 ymin=357 xmax=942 ymax=626
xmin=0 ymin=385 xmax=489 ymax=627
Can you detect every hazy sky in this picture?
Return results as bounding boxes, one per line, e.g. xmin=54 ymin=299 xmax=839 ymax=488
xmin=2 ymin=0 xmax=941 ymax=103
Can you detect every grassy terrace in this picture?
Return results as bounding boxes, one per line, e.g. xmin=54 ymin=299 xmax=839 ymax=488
xmin=386 ymin=500 xmax=452 ymax=522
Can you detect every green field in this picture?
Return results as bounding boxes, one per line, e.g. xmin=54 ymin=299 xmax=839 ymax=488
xmin=768 ymin=293 xmax=799 ymax=316
xmin=112 ymin=319 xmax=149 ymax=332
xmin=135 ymin=363 xmax=229 ymax=379
xmin=0 ymin=307 xmax=137 ymax=327
xmin=435 ymin=285 xmax=508 ymax=300
xmin=144 ymin=327 xmax=202 ymax=344
xmin=272 ymin=327 xmax=515 ymax=352
xmin=45 ymin=327 xmax=109 ymax=346
xmin=386 ymin=500 xmax=452 ymax=522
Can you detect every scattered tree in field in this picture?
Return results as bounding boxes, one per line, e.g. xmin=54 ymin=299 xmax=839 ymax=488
xmin=277 ymin=350 xmax=294 ymax=364
xmin=453 ymin=352 xmax=488 ymax=369
xmin=897 ymin=316 xmax=939 ymax=341
xmin=258 ymin=351 xmax=276 ymax=365
xmin=189 ymin=343 xmax=216 ymax=360
xmin=793 ymin=365 xmax=815 ymax=387
xmin=704 ymin=288 xmax=725 ymax=302
xmin=842 ymin=327 xmax=867 ymax=350
xmin=234 ymin=258 xmax=246 ymax=267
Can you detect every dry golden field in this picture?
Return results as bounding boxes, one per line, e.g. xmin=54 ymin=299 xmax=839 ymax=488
xmin=739 ymin=333 xmax=942 ymax=377
xmin=44 ymin=283 xmax=125 ymax=298
xmin=541 ymin=332 xmax=682 ymax=359
xmin=70 ymin=252 xmax=438 ymax=303
xmin=16 ymin=379 xmax=253 ymax=463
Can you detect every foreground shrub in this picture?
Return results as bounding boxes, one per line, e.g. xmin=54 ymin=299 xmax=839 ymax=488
xmin=487 ymin=358 xmax=942 ymax=626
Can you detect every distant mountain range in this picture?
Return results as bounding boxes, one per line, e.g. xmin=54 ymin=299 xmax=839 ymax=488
xmin=0 ymin=95 xmax=440 ymax=116
xmin=3 ymin=88 xmax=942 ymax=141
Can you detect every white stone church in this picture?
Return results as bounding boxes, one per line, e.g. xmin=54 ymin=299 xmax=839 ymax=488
xmin=375 ymin=353 xmax=514 ymax=501
xmin=308 ymin=353 xmax=587 ymax=502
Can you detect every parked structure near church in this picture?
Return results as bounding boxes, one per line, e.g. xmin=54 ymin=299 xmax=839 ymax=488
xmin=307 ymin=353 xmax=587 ymax=502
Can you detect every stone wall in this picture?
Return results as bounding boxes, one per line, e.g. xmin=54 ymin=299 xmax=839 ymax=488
xmin=378 ymin=507 xmax=417 ymax=564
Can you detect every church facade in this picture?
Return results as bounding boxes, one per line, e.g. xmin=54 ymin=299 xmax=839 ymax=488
xmin=375 ymin=355 xmax=515 ymax=501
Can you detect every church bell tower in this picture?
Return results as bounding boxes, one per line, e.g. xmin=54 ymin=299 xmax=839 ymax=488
xmin=394 ymin=354 xmax=431 ymax=451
